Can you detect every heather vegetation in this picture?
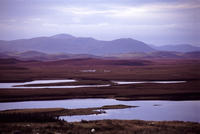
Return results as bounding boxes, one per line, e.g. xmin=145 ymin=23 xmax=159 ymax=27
xmin=1 ymin=120 xmax=200 ymax=134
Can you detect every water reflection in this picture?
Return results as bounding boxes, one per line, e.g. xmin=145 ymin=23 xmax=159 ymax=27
xmin=0 ymin=99 xmax=199 ymax=123
xmin=0 ymin=80 xmax=186 ymax=89
xmin=0 ymin=79 xmax=109 ymax=89
xmin=112 ymin=81 xmax=186 ymax=84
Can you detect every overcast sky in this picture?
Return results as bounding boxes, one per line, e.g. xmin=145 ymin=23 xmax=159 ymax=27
xmin=0 ymin=0 xmax=199 ymax=45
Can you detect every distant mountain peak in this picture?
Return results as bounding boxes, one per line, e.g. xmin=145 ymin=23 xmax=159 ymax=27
xmin=0 ymin=34 xmax=155 ymax=55
xmin=50 ymin=34 xmax=76 ymax=39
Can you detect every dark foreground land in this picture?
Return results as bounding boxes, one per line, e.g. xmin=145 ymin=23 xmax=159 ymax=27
xmin=0 ymin=120 xmax=200 ymax=134
xmin=1 ymin=106 xmax=200 ymax=134
xmin=0 ymin=58 xmax=200 ymax=102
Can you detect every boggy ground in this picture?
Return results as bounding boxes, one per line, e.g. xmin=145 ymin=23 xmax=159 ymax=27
xmin=1 ymin=58 xmax=200 ymax=134
xmin=0 ymin=58 xmax=200 ymax=102
xmin=0 ymin=120 xmax=200 ymax=134
xmin=0 ymin=59 xmax=200 ymax=102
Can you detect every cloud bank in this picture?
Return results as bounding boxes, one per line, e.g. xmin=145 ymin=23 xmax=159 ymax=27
xmin=0 ymin=0 xmax=199 ymax=45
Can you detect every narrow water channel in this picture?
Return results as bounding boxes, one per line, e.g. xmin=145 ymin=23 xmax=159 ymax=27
xmin=0 ymin=79 xmax=187 ymax=89
xmin=0 ymin=79 xmax=109 ymax=88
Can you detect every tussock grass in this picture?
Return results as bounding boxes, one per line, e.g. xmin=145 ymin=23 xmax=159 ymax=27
xmin=0 ymin=120 xmax=200 ymax=134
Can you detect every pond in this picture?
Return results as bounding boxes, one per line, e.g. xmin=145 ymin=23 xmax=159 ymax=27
xmin=0 ymin=99 xmax=199 ymax=123
xmin=0 ymin=79 xmax=109 ymax=89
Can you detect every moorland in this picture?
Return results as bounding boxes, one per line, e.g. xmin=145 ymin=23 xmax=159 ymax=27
xmin=0 ymin=58 xmax=200 ymax=102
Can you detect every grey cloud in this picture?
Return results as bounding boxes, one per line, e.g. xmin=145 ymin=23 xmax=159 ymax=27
xmin=0 ymin=0 xmax=199 ymax=45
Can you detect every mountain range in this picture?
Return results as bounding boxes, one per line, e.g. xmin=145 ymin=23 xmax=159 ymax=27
xmin=0 ymin=34 xmax=154 ymax=55
xmin=0 ymin=34 xmax=200 ymax=60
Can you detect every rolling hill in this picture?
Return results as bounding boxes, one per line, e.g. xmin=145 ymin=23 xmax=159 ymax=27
xmin=107 ymin=51 xmax=200 ymax=59
xmin=0 ymin=34 xmax=199 ymax=60
xmin=0 ymin=50 xmax=100 ymax=61
xmin=153 ymin=44 xmax=200 ymax=52
xmin=0 ymin=34 xmax=154 ymax=55
xmin=1 ymin=50 xmax=200 ymax=61
xmin=0 ymin=34 xmax=155 ymax=55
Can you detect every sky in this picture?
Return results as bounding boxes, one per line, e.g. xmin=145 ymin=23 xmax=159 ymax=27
xmin=0 ymin=0 xmax=199 ymax=45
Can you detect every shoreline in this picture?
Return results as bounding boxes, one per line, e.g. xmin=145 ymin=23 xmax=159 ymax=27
xmin=0 ymin=104 xmax=136 ymax=116
xmin=1 ymin=106 xmax=200 ymax=133
xmin=1 ymin=79 xmax=200 ymax=102
xmin=0 ymin=92 xmax=200 ymax=102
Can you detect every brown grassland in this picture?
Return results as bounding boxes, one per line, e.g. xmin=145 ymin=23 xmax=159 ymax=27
xmin=1 ymin=120 xmax=200 ymax=134
xmin=0 ymin=58 xmax=200 ymax=102
xmin=0 ymin=58 xmax=200 ymax=134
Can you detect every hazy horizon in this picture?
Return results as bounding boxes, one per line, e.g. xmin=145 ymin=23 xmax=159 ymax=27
xmin=0 ymin=0 xmax=199 ymax=46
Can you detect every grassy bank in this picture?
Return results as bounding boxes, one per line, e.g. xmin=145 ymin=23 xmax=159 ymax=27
xmin=0 ymin=81 xmax=200 ymax=102
xmin=0 ymin=120 xmax=200 ymax=134
xmin=0 ymin=105 xmax=136 ymax=122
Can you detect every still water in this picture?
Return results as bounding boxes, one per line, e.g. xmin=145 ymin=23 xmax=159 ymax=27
xmin=0 ymin=79 xmax=109 ymax=89
xmin=0 ymin=99 xmax=199 ymax=122
xmin=0 ymin=80 xmax=186 ymax=89
xmin=112 ymin=81 xmax=186 ymax=84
